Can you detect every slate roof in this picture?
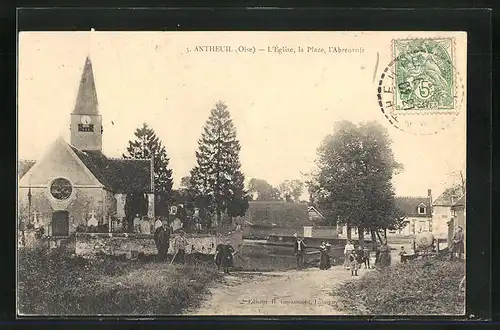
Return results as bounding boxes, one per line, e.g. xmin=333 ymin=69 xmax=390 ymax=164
xmin=451 ymin=194 xmax=465 ymax=208
xmin=433 ymin=187 xmax=464 ymax=206
xmin=395 ymin=196 xmax=432 ymax=217
xmin=72 ymin=57 xmax=99 ymax=116
xmin=18 ymin=160 xmax=36 ymax=179
xmin=308 ymin=206 xmax=325 ymax=219
xmin=69 ymin=144 xmax=152 ymax=193
xmin=242 ymin=201 xmax=312 ymax=228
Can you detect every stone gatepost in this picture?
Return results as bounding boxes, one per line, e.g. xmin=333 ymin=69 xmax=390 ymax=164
xmin=147 ymin=193 xmax=155 ymax=218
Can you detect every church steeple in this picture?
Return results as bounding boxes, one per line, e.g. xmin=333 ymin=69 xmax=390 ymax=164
xmin=72 ymin=56 xmax=99 ymax=115
xmin=70 ymin=56 xmax=103 ymax=151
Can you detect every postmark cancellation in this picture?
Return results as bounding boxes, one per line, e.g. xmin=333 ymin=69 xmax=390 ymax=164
xmin=377 ymin=37 xmax=464 ymax=135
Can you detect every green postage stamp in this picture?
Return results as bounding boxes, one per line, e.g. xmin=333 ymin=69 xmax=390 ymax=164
xmin=393 ymin=38 xmax=455 ymax=112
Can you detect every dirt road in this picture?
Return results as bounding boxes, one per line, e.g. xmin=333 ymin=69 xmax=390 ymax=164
xmin=190 ymin=265 xmax=371 ymax=315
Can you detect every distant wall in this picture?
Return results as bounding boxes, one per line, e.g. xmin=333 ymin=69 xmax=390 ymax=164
xmin=243 ymin=226 xmax=302 ymax=239
xmin=303 ymin=226 xmax=339 ymax=239
xmin=75 ymin=231 xmax=243 ymax=257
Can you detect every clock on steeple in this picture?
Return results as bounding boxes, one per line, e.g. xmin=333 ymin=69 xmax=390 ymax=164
xmin=70 ymin=56 xmax=103 ymax=151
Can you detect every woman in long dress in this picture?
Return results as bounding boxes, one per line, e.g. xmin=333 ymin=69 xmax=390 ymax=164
xmin=319 ymin=242 xmax=329 ymax=270
xmin=343 ymin=240 xmax=355 ymax=269
xmin=378 ymin=240 xmax=391 ymax=268
xmin=325 ymin=242 xmax=332 ymax=269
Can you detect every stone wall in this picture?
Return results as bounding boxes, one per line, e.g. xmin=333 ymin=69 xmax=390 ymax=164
xmin=75 ymin=231 xmax=243 ymax=257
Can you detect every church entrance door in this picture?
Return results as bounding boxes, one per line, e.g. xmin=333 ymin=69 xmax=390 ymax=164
xmin=52 ymin=211 xmax=69 ymax=236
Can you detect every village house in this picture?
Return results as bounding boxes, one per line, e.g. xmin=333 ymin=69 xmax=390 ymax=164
xmin=335 ymin=189 xmax=433 ymax=239
xmin=241 ymin=201 xmax=315 ymax=239
xmin=390 ymin=190 xmax=433 ymax=236
xmin=18 ymin=57 xmax=154 ymax=237
xmin=304 ymin=205 xmax=339 ymax=238
xmin=431 ymin=186 xmax=464 ymax=241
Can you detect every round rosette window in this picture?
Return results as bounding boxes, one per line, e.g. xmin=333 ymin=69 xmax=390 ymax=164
xmin=50 ymin=178 xmax=73 ymax=200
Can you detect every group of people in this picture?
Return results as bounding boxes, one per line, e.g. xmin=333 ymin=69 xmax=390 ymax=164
xmin=343 ymin=239 xmax=392 ymax=276
xmin=153 ymin=219 xmax=188 ymax=264
xmin=343 ymin=240 xmax=371 ymax=276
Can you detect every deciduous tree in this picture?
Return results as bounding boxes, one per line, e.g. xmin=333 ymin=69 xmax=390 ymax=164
xmin=248 ymin=178 xmax=281 ymax=201
xmin=278 ymin=180 xmax=304 ymax=202
xmin=309 ymin=120 xmax=403 ymax=246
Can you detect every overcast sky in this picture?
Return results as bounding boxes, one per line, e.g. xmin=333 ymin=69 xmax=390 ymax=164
xmin=18 ymin=32 xmax=467 ymax=199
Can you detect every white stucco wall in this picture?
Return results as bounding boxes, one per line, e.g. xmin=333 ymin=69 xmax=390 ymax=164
xmin=432 ymin=205 xmax=452 ymax=239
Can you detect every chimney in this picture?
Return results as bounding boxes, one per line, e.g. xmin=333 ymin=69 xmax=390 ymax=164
xmin=428 ymin=189 xmax=433 ymax=216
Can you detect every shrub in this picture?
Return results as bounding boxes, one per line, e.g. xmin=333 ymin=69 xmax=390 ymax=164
xmin=333 ymin=259 xmax=465 ymax=315
xmin=18 ymin=246 xmax=221 ymax=315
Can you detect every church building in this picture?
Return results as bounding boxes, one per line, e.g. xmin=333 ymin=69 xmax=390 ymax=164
xmin=18 ymin=57 xmax=155 ymax=237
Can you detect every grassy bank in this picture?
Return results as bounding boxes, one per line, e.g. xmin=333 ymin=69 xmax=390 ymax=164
xmin=333 ymin=259 xmax=465 ymax=315
xmin=18 ymin=247 xmax=222 ymax=315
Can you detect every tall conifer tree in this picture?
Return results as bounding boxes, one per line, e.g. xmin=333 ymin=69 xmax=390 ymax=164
xmin=123 ymin=123 xmax=174 ymax=216
xmin=190 ymin=101 xmax=249 ymax=227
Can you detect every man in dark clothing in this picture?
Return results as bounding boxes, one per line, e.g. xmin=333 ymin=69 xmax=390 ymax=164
xmin=293 ymin=234 xmax=307 ymax=270
xmin=214 ymin=243 xmax=224 ymax=270
xmin=154 ymin=220 xmax=171 ymax=262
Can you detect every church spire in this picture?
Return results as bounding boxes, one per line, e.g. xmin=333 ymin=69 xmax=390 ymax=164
xmin=72 ymin=56 xmax=99 ymax=115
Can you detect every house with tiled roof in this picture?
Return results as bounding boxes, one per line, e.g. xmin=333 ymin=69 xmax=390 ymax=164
xmin=391 ymin=191 xmax=433 ymax=236
xmin=18 ymin=57 xmax=154 ymax=237
xmin=431 ymin=186 xmax=465 ymax=240
xmin=335 ymin=190 xmax=433 ymax=239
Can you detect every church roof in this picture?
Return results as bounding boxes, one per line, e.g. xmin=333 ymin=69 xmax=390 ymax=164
xmin=72 ymin=56 xmax=99 ymax=116
xmin=69 ymin=145 xmax=152 ymax=193
xmin=18 ymin=160 xmax=36 ymax=179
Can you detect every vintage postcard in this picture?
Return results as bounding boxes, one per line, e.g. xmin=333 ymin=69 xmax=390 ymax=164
xmin=17 ymin=31 xmax=466 ymax=316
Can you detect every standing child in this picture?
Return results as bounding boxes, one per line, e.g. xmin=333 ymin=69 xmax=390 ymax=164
xmin=399 ymin=246 xmax=408 ymax=263
xmin=219 ymin=238 xmax=235 ymax=274
xmin=356 ymin=246 xmax=365 ymax=272
xmin=362 ymin=246 xmax=371 ymax=269
xmin=172 ymin=230 xmax=187 ymax=264
xmin=349 ymin=250 xmax=359 ymax=276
